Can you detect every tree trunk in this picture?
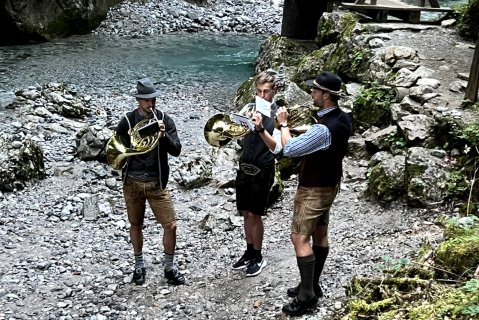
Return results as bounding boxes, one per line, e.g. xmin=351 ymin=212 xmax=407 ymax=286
xmin=281 ymin=0 xmax=332 ymax=40
xmin=464 ymin=33 xmax=479 ymax=102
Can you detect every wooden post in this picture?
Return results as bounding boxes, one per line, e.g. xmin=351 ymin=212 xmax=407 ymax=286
xmin=465 ymin=34 xmax=479 ymax=103
xmin=281 ymin=0 xmax=332 ymax=39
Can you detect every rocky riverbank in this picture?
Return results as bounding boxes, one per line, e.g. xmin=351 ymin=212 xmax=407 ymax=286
xmin=93 ymin=0 xmax=283 ymax=37
xmin=1 ymin=1 xmax=476 ymax=320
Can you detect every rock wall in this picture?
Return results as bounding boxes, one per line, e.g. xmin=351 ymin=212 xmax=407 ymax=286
xmin=0 ymin=0 xmax=123 ymax=44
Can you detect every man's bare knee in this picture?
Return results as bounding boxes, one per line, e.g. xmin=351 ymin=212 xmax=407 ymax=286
xmin=163 ymin=221 xmax=177 ymax=231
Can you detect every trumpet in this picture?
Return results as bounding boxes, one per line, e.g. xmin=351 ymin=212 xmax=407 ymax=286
xmin=203 ymin=104 xmax=317 ymax=147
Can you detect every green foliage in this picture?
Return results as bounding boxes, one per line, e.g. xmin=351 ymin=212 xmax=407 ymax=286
xmin=348 ymin=49 xmax=370 ymax=75
xmin=385 ymin=131 xmax=407 ymax=151
xmin=459 ymin=123 xmax=479 ymax=147
xmin=445 ymin=169 xmax=470 ymax=199
xmin=352 ymin=83 xmax=396 ymax=130
xmin=375 ymin=255 xmax=411 ymax=271
xmin=454 ymin=0 xmax=479 ymax=41
xmin=455 ymin=279 xmax=479 ymax=317
xmin=464 ymin=278 xmax=479 ymax=293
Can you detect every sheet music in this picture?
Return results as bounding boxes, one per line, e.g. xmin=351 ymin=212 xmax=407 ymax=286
xmin=255 ymin=96 xmax=272 ymax=117
xmin=232 ymin=113 xmax=255 ymax=131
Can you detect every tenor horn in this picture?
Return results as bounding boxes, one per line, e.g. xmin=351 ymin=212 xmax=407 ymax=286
xmin=106 ymin=109 xmax=162 ymax=170
xmin=203 ymin=104 xmax=318 ymax=147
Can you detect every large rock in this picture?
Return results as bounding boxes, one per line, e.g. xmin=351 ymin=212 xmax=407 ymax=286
xmin=406 ymin=147 xmax=448 ymax=207
xmin=76 ymin=125 xmax=113 ymax=161
xmin=0 ymin=137 xmax=45 ymax=192
xmin=255 ymin=35 xmax=317 ymax=75
xmin=367 ymin=151 xmax=406 ymax=202
xmin=0 ymin=0 xmax=123 ymax=44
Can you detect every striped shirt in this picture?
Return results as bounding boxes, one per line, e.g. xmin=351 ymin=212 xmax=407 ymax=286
xmin=283 ymin=107 xmax=337 ymax=157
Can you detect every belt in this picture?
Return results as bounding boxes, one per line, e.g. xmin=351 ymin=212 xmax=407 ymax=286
xmin=128 ymin=174 xmax=158 ymax=182
xmin=240 ymin=163 xmax=261 ymax=176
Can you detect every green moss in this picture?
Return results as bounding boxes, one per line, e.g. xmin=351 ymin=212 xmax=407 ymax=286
xmin=352 ymin=85 xmax=395 ymax=130
xmin=232 ymin=77 xmax=254 ymax=109
xmin=368 ymin=163 xmax=405 ymax=202
xmin=316 ymin=15 xmax=336 ymax=46
xmin=341 ymin=276 xmax=479 ymax=320
xmin=339 ymin=12 xmax=360 ymax=38
xmin=435 ymin=234 xmax=479 ymax=277
xmin=444 ymin=216 xmax=479 ymax=239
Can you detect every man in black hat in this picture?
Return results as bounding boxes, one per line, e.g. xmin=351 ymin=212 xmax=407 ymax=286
xmin=115 ymin=77 xmax=185 ymax=286
xmin=276 ymin=71 xmax=351 ymax=316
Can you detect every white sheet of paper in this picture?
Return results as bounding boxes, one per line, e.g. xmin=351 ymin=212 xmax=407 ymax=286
xmin=232 ymin=113 xmax=255 ymax=131
xmin=255 ymin=96 xmax=272 ymax=117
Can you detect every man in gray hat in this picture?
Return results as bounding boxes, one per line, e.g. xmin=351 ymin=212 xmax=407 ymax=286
xmin=115 ymin=77 xmax=185 ymax=286
xmin=276 ymin=71 xmax=351 ymax=316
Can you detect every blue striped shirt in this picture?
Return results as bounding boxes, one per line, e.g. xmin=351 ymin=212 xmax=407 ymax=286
xmin=283 ymin=107 xmax=337 ymax=157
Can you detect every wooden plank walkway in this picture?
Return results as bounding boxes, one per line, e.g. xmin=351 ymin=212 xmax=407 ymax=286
xmin=340 ymin=0 xmax=453 ymax=23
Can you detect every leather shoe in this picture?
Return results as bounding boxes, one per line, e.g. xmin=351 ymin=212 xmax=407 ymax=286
xmin=287 ymin=283 xmax=324 ymax=298
xmin=282 ymin=296 xmax=319 ymax=316
xmin=132 ymin=267 xmax=146 ymax=285
xmin=164 ymin=268 xmax=186 ymax=285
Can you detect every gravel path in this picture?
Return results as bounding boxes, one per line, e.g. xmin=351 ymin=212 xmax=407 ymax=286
xmin=1 ymin=1 xmax=475 ymax=319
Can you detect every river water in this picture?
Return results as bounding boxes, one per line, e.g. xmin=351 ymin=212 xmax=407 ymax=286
xmin=0 ymin=32 xmax=265 ymax=109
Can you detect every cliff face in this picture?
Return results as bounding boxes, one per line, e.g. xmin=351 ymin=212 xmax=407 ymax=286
xmin=0 ymin=0 xmax=122 ymax=45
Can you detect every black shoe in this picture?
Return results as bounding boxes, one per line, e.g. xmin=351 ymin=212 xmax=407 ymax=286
xmin=287 ymin=283 xmax=324 ymax=298
xmin=132 ymin=267 xmax=146 ymax=285
xmin=245 ymin=257 xmax=267 ymax=277
xmin=282 ymin=296 xmax=319 ymax=316
xmin=232 ymin=251 xmax=253 ymax=270
xmin=164 ymin=268 xmax=186 ymax=285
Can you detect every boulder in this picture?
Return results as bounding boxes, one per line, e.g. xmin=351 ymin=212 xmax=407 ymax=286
xmin=76 ymin=125 xmax=113 ymax=161
xmin=0 ymin=137 xmax=45 ymax=192
xmin=405 ymin=147 xmax=448 ymax=207
xmin=397 ymin=114 xmax=435 ymax=142
xmin=0 ymin=0 xmax=123 ymax=44
xmin=367 ymin=151 xmax=406 ymax=202
xmin=435 ymin=221 xmax=479 ymax=277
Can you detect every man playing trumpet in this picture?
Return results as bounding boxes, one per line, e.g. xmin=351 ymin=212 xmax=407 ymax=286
xmin=232 ymin=70 xmax=282 ymax=277
xmin=277 ymin=71 xmax=352 ymax=316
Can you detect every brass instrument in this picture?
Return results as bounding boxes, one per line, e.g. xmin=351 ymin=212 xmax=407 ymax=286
xmin=204 ymin=103 xmax=256 ymax=147
xmin=203 ymin=104 xmax=317 ymax=147
xmin=276 ymin=104 xmax=318 ymax=136
xmin=106 ymin=109 xmax=162 ymax=170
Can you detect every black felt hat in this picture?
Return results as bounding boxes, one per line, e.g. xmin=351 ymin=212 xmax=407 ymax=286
xmin=305 ymin=71 xmax=343 ymax=96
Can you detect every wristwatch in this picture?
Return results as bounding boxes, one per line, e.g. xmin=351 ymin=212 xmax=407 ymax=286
xmin=280 ymin=122 xmax=288 ymax=128
xmin=256 ymin=127 xmax=265 ymax=133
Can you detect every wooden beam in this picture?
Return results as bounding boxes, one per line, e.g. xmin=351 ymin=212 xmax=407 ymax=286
xmin=341 ymin=3 xmax=452 ymax=11
xmin=465 ymin=34 xmax=479 ymax=103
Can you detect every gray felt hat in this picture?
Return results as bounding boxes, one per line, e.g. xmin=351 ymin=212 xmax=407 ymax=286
xmin=132 ymin=78 xmax=161 ymax=99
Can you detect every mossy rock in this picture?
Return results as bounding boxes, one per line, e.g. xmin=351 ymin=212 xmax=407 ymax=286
xmin=367 ymin=154 xmax=406 ymax=202
xmin=231 ymin=77 xmax=255 ymax=110
xmin=435 ymin=234 xmax=479 ymax=277
xmin=316 ymin=12 xmax=361 ymax=48
xmin=255 ymin=35 xmax=317 ymax=74
xmin=352 ymin=85 xmax=395 ymax=130
xmin=0 ymin=139 xmax=45 ymax=192
xmin=342 ymin=276 xmax=479 ymax=320
xmin=443 ymin=216 xmax=479 ymax=240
